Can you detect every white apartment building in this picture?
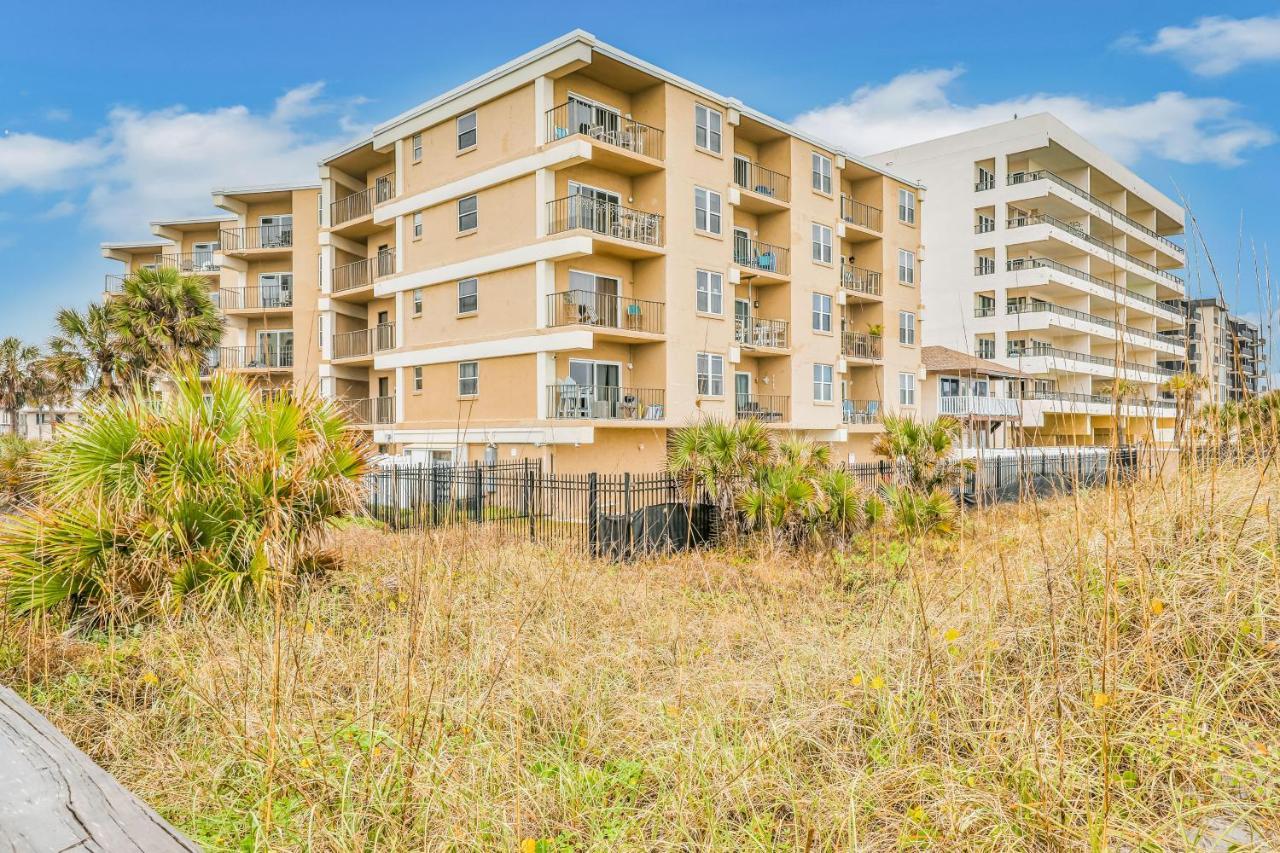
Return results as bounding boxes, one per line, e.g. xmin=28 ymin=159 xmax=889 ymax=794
xmin=870 ymin=114 xmax=1186 ymax=446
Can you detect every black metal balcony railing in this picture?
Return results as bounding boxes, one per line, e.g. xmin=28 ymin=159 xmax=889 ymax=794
xmin=1005 ymin=301 xmax=1180 ymax=348
xmin=218 ymin=344 xmax=293 ymax=370
xmin=155 ymin=252 xmax=220 ymax=273
xmin=840 ymin=263 xmax=881 ymax=297
xmin=1008 ymin=169 xmax=1184 ymax=256
xmin=1005 ymin=212 xmax=1183 ymax=286
xmin=1005 ymin=257 xmax=1184 ymax=321
xmin=546 ymin=290 xmax=665 ymax=335
xmin=104 ymin=274 xmax=127 ymax=293
xmin=547 ymin=385 xmax=665 ymax=420
xmin=733 ymin=160 xmax=790 ymax=202
xmin=733 ymin=238 xmax=790 ymax=276
xmin=734 ymin=317 xmax=789 ymax=349
xmin=220 ymin=225 xmax=293 ymax=252
xmin=840 ymin=197 xmax=883 ymax=232
xmin=545 ymin=196 xmax=663 ymax=246
xmin=735 ymin=393 xmax=788 ymax=423
xmin=341 ymin=396 xmax=395 ymax=425
xmin=221 ymin=285 xmax=293 ymax=311
xmin=332 ymin=252 xmax=396 ymax=293
xmin=842 ymin=331 xmax=883 ymax=360
xmin=545 ymin=103 xmax=665 ymax=161
xmin=330 ymin=173 xmax=396 ymax=227
xmin=1007 ymin=343 xmax=1177 ymax=377
xmin=842 ymin=399 xmax=882 ymax=425
xmin=331 ymin=323 xmax=395 ymax=360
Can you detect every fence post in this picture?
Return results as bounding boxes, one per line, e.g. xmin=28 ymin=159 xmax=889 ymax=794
xmin=473 ymin=461 xmax=483 ymax=523
xmin=624 ymin=472 xmax=633 ymax=559
xmin=430 ymin=465 xmax=439 ymax=527
xmin=525 ymin=462 xmax=535 ymax=542
xmin=588 ymin=472 xmax=599 ymax=558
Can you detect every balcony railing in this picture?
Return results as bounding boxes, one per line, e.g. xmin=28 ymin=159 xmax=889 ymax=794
xmin=330 ymin=173 xmax=396 ymax=227
xmin=221 ymin=285 xmax=293 ymax=311
xmin=155 ymin=252 xmax=220 ymax=273
xmin=1007 ymin=343 xmax=1177 ymax=378
xmin=975 ymin=177 xmax=996 ymax=191
xmin=340 ymin=396 xmax=395 ymax=425
xmin=733 ymin=238 xmax=790 ymax=276
xmin=547 ymin=385 xmax=665 ymax=420
xmin=1005 ymin=212 xmax=1183 ymax=286
xmin=1005 ymin=257 xmax=1184 ymax=321
xmin=218 ymin=344 xmax=293 ymax=370
xmin=1008 ymin=169 xmax=1184 ymax=256
xmin=734 ymin=317 xmax=789 ymax=349
xmin=104 ymin=274 xmax=127 ymax=293
xmin=840 ymin=263 xmax=881 ymax=297
xmin=1005 ymin=301 xmax=1179 ymax=348
xmin=974 ymin=304 xmax=997 ymax=317
xmin=545 ymin=196 xmax=663 ymax=247
xmin=1029 ymin=389 xmax=1176 ymax=412
xmin=733 ymin=160 xmax=790 ymax=202
xmin=842 ymin=399 xmax=881 ymax=424
xmin=332 ymin=252 xmax=396 ymax=293
xmin=331 ymin=323 xmax=395 ymax=360
xmin=220 ymin=225 xmax=293 ymax=252
xmin=545 ymin=103 xmax=665 ymax=160
xmin=735 ymin=393 xmax=788 ymax=423
xmin=546 ymin=290 xmax=665 ymax=335
xmin=842 ymin=331 xmax=883 ymax=360
xmin=840 ymin=197 xmax=883 ymax=232
xmin=938 ymin=395 xmax=1022 ymax=417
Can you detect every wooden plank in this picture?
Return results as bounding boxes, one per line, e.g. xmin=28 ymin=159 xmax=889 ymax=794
xmin=0 ymin=684 xmax=198 ymax=852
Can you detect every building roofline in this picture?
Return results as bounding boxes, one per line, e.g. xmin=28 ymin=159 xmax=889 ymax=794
xmin=319 ymin=134 xmax=376 ymax=166
xmin=99 ymin=240 xmax=172 ymax=250
xmin=148 ymin=215 xmax=237 ymax=227
xmin=210 ymin=182 xmax=320 ymax=196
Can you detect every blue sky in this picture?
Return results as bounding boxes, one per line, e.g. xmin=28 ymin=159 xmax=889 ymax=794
xmin=2 ymin=1 xmax=1278 ymax=349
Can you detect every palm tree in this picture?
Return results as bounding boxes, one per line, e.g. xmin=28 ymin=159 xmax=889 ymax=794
xmin=871 ymin=414 xmax=972 ymax=493
xmin=44 ymin=303 xmax=132 ymax=397
xmin=110 ymin=266 xmax=223 ymax=378
xmin=0 ymin=338 xmax=45 ymax=436
xmin=1162 ymin=371 xmax=1207 ymax=451
xmin=667 ymin=418 xmax=773 ymax=536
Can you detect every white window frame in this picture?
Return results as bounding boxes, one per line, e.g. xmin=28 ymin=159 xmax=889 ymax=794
xmin=899 ymin=311 xmax=916 ymax=345
xmin=457 ymin=112 xmax=477 ymax=151
xmin=412 ymin=288 xmax=423 ymax=315
xmin=811 ymin=223 xmax=832 ymax=264
xmin=257 ymin=272 xmax=293 ymax=307
xmin=694 ymin=103 xmax=722 ymax=154
xmin=413 ymin=365 xmax=423 ymax=392
xmin=813 ymin=363 xmax=834 ymax=402
xmin=898 ymin=249 xmax=916 ymax=285
xmin=811 ymin=292 xmax=832 ymax=333
xmin=458 ymin=361 xmax=479 ymax=397
xmin=696 ymin=269 xmax=723 ymax=315
xmin=898 ymin=189 xmax=916 ymax=225
xmin=411 ymin=133 xmax=423 ymax=162
xmin=696 ymin=352 xmax=724 ymax=397
xmin=412 ymin=211 xmax=423 ymax=239
xmin=458 ymin=195 xmax=478 ymax=232
xmin=899 ymin=371 xmax=916 ymax=406
xmin=694 ymin=187 xmax=722 ymax=235
xmin=811 ymin=152 xmax=832 ymax=194
xmin=457 ymin=278 xmax=478 ymax=314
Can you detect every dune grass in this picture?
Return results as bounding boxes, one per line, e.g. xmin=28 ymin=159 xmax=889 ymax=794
xmin=3 ymin=459 xmax=1279 ymax=850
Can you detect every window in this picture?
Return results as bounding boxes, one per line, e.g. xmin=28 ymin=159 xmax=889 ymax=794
xmin=696 ymin=352 xmax=724 ymax=396
xmin=457 ymin=112 xmax=477 ymax=150
xmin=694 ymin=104 xmax=722 ymax=154
xmin=898 ymin=249 xmax=916 ymax=284
xmin=694 ymin=187 xmax=722 ymax=235
xmin=457 ymin=278 xmax=478 ymax=313
xmin=811 ymin=152 xmax=832 ymax=194
xmin=975 ymin=255 xmax=996 ymax=275
xmin=413 ymin=366 xmax=423 ymax=392
xmin=813 ymin=364 xmax=833 ymax=402
xmin=458 ymin=361 xmax=479 ymax=396
xmin=317 ymin=193 xmax=324 ymax=226
xmin=257 ymin=273 xmax=293 ymax=307
xmin=898 ymin=311 xmax=916 ymax=345
xmin=976 ymin=338 xmax=996 ymax=359
xmin=976 ymin=213 xmax=995 ymax=234
xmin=412 ymin=288 xmax=423 ymax=315
xmin=317 ymin=253 xmax=323 ymax=290
xmin=899 ymin=371 xmax=916 ymax=406
xmin=412 ymin=211 xmax=423 ymax=239
xmin=696 ymin=269 xmax=723 ymax=314
xmin=811 ymin=223 xmax=832 ymax=263
xmin=898 ymin=189 xmax=916 ymax=224
xmin=812 ymin=292 xmax=832 ymax=332
xmin=976 ymin=166 xmax=994 ymax=191
xmin=411 ymin=133 xmax=423 ymax=161
xmin=457 ymin=195 xmax=477 ymax=231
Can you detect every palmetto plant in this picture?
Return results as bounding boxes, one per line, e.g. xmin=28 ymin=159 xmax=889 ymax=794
xmin=0 ymin=337 xmax=47 ymax=436
xmin=666 ymin=418 xmax=773 ymax=536
xmin=0 ymin=371 xmax=371 ymax=622
xmin=110 ymin=266 xmax=224 ymax=376
xmin=1162 ymin=371 xmax=1208 ymax=450
xmin=871 ymin=414 xmax=973 ymax=493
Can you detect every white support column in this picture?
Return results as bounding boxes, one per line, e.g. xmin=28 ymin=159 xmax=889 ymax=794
xmin=534 ymin=76 xmax=553 ymax=145
xmin=534 ymin=259 xmax=553 ymax=327
xmin=395 ymin=368 xmax=405 ymax=423
xmin=536 ymin=351 xmax=553 ymax=419
xmin=534 ymin=168 xmax=553 ymax=238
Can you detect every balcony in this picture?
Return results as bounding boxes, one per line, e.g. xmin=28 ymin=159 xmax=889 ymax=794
xmin=339 ymin=396 xmax=395 ymax=426
xmin=1005 ymin=257 xmax=1184 ymax=323
xmin=842 ymin=331 xmax=883 ymax=362
xmin=546 ymin=290 xmax=664 ymax=338
xmin=332 ymin=252 xmax=396 ymax=299
xmin=156 ymin=253 xmax=220 ymax=274
xmin=1005 ymin=301 xmax=1183 ymax=354
xmin=220 ymin=225 xmax=293 ymax=255
xmin=330 ymin=173 xmax=396 ymax=234
xmin=218 ymin=344 xmax=293 ymax=372
xmin=938 ymin=395 xmax=1021 ymax=418
xmin=732 ymin=238 xmax=790 ymax=283
xmin=840 ymin=197 xmax=882 ymax=234
xmin=221 ymin=285 xmax=293 ymax=313
xmin=545 ymin=196 xmax=663 ymax=258
xmin=1005 ymin=212 xmax=1183 ymax=290
xmin=544 ymin=103 xmax=665 ymax=173
xmin=1027 ymin=389 xmax=1177 ymax=416
xmin=840 ymin=263 xmax=881 ymax=300
xmin=331 ymin=323 xmax=395 ymax=363
xmin=732 ymin=160 xmax=790 ymax=212
xmin=735 ymin=393 xmax=788 ymax=424
xmin=842 ymin=399 xmax=881 ymax=425
xmin=547 ymin=384 xmax=665 ymax=421
xmin=734 ymin=317 xmax=789 ymax=351
xmin=1007 ymin=344 xmax=1177 ymax=382
xmin=104 ymin=274 xmax=126 ymax=294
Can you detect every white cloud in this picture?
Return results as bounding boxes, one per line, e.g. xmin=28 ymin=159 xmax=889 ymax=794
xmin=37 ymin=200 xmax=76 ymax=220
xmin=1127 ymin=14 xmax=1280 ymax=76
xmin=792 ymin=67 xmax=1275 ymax=167
xmin=0 ymin=131 xmax=105 ymax=192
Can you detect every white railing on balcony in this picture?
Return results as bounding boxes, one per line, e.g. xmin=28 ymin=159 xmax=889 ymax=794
xmin=938 ymin=396 xmax=1022 ymax=417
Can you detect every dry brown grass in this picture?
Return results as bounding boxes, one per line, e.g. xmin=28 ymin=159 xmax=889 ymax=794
xmin=3 ymin=461 xmax=1280 ymax=850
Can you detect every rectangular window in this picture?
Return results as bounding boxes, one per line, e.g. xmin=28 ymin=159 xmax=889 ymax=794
xmin=696 ymin=269 xmax=723 ymax=314
xmin=694 ymin=104 xmax=722 ymax=154
xmin=458 ymin=361 xmax=479 ymax=396
xmin=976 ymin=213 xmax=995 ymax=234
xmin=412 ymin=288 xmax=423 ymax=315
xmin=811 ymin=152 xmax=832 ymax=194
xmin=457 ymin=278 xmax=478 ymax=313
xmin=457 ymin=112 xmax=477 ymax=150
xmin=413 ymin=366 xmax=423 ymax=392
xmin=457 ymin=195 xmax=477 ymax=231
xmin=813 ymin=363 xmax=833 ymax=402
xmin=976 ymin=338 xmax=996 ymax=359
xmin=811 ymin=223 xmax=832 ymax=263
xmin=411 ymin=133 xmax=423 ymax=161
xmin=975 ymin=255 xmax=996 ymax=275
xmin=694 ymin=187 xmax=722 ymax=235
xmin=898 ymin=189 xmax=916 ymax=224
xmin=412 ymin=211 xmax=423 ymax=238
xmin=812 ymin=292 xmax=832 ymax=332
xmin=898 ymin=311 xmax=916 ymax=345
xmin=899 ymin=371 xmax=916 ymax=406
xmin=898 ymin=249 xmax=916 ymax=284
xmin=696 ymin=352 xmax=724 ymax=396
